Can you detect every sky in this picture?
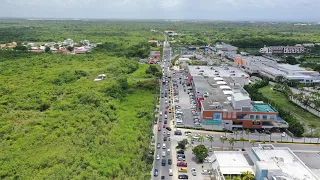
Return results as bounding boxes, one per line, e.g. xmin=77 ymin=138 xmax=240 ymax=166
xmin=1 ymin=0 xmax=320 ymax=21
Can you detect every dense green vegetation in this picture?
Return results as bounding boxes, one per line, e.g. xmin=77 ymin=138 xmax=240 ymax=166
xmin=244 ymin=79 xmax=306 ymax=137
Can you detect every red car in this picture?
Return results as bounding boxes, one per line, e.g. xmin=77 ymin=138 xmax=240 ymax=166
xmin=177 ymin=162 xmax=187 ymax=167
xmin=166 ymin=105 xmax=169 ymax=109
xmin=163 ymin=124 xmax=166 ymax=128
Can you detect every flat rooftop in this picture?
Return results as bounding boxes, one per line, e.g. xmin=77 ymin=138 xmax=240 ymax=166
xmin=188 ymin=65 xmax=249 ymax=78
xmin=253 ymin=144 xmax=319 ymax=180
xmin=213 ymin=151 xmax=254 ymax=175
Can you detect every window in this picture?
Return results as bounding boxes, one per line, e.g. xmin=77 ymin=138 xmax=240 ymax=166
xmin=262 ymin=115 xmax=267 ymax=120
xmin=256 ymin=115 xmax=260 ymax=120
xmin=270 ymin=116 xmax=275 ymax=120
xmin=250 ymin=115 xmax=254 ymax=120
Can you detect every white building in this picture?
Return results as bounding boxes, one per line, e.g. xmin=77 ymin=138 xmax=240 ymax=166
xmin=260 ymin=46 xmax=305 ymax=54
xmin=253 ymin=144 xmax=319 ymax=180
xmin=234 ymin=55 xmax=320 ymax=83
xmin=63 ymin=39 xmax=74 ymax=46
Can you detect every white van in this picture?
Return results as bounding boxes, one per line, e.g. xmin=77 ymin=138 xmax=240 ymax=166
xmin=169 ymin=169 xmax=173 ymax=176
xmin=167 ymin=149 xmax=171 ymax=155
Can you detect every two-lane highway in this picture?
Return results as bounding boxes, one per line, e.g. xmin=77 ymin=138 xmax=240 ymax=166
xmin=153 ymin=40 xmax=174 ymax=180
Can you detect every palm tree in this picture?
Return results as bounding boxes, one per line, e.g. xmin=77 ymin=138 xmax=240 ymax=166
xmin=239 ymin=137 xmax=246 ymax=149
xmin=233 ymin=128 xmax=238 ymax=140
xmin=220 ymin=137 xmax=225 ymax=150
xmin=223 ymin=128 xmax=227 ymax=136
xmin=245 ymin=129 xmax=250 ymax=140
xmin=188 ymin=135 xmax=194 ymax=145
xmin=241 ymin=170 xmax=254 ymax=180
xmin=228 ymin=138 xmax=235 ymax=149
xmin=208 ymin=136 xmax=214 ymax=147
xmin=199 ymin=135 xmax=205 ymax=145
xmin=249 ymin=140 xmax=256 ymax=147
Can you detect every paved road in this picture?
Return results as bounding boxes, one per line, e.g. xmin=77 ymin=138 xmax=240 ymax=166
xmin=153 ymin=40 xmax=174 ymax=180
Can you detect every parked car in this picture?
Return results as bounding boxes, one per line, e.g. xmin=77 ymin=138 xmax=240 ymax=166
xmin=157 ymin=143 xmax=161 ymax=149
xmin=282 ymin=132 xmax=286 ymax=137
xmin=177 ymin=154 xmax=186 ymax=158
xmin=156 ymin=154 xmax=160 ymax=160
xmin=201 ymin=169 xmax=211 ymax=175
xmin=177 ymin=162 xmax=187 ymax=167
xmin=161 ymin=176 xmax=165 ymax=179
xmin=168 ymin=159 xmax=172 ymax=165
xmin=191 ymin=168 xmax=196 ymax=176
xmin=166 ymin=127 xmax=172 ymax=131
xmin=169 ymin=169 xmax=173 ymax=176
xmin=158 ymin=127 xmax=161 ymax=131
xmin=163 ymin=137 xmax=167 ymax=141
xmin=163 ymin=124 xmax=166 ymax=128
xmin=177 ymin=157 xmax=185 ymax=161
xmin=162 ymin=143 xmax=166 ymax=149
xmin=154 ymin=169 xmax=158 ymax=177
xmin=177 ymin=150 xmax=185 ymax=154
xmin=174 ymin=130 xmax=182 ymax=135
xmin=178 ymin=174 xmax=188 ymax=179
xmin=178 ymin=168 xmax=188 ymax=172
xmin=162 ymin=159 xmax=166 ymax=166
xmin=220 ymin=135 xmax=227 ymax=140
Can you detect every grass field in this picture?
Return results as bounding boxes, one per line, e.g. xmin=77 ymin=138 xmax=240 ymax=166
xmin=259 ymin=85 xmax=320 ymax=134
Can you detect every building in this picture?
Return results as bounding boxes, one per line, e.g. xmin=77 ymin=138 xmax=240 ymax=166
xmin=80 ymin=40 xmax=90 ymax=45
xmin=253 ymin=144 xmax=319 ymax=180
xmin=211 ymin=151 xmax=255 ymax=180
xmin=259 ymin=46 xmax=305 ymax=54
xmin=148 ymin=40 xmax=159 ymax=46
xmin=234 ymin=55 xmax=320 ymax=83
xmin=187 ymin=66 xmax=287 ymax=130
xmin=63 ymin=39 xmax=74 ymax=46
xmin=216 ymin=43 xmax=238 ymax=53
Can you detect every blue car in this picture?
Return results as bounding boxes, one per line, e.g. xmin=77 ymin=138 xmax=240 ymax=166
xmin=154 ymin=169 xmax=158 ymax=177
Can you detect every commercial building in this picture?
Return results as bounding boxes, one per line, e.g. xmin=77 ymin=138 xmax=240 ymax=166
xmin=187 ymin=66 xmax=287 ymax=130
xmin=212 ymin=151 xmax=254 ymax=180
xmin=259 ymin=46 xmax=305 ymax=54
xmin=234 ymin=55 xmax=320 ymax=83
xmin=216 ymin=43 xmax=238 ymax=53
xmin=211 ymin=144 xmax=319 ymax=180
xmin=253 ymin=144 xmax=319 ymax=180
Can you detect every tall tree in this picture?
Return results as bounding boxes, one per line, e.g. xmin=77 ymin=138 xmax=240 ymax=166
xmin=249 ymin=140 xmax=256 ymax=147
xmin=239 ymin=137 xmax=246 ymax=149
xmin=233 ymin=128 xmax=238 ymax=140
xmin=192 ymin=145 xmax=208 ymax=163
xmin=245 ymin=129 xmax=250 ymax=140
xmin=228 ymin=138 xmax=235 ymax=149
xmin=220 ymin=137 xmax=225 ymax=149
xmin=208 ymin=136 xmax=214 ymax=148
xmin=198 ymin=135 xmax=205 ymax=145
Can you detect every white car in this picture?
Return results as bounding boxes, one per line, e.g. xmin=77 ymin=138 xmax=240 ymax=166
xmin=204 ymin=157 xmax=213 ymax=163
xmin=169 ymin=169 xmax=173 ymax=176
xmin=201 ymin=169 xmax=211 ymax=175
xmin=191 ymin=168 xmax=196 ymax=176
xmin=159 ymin=112 xmax=163 ymax=116
xmin=162 ymin=143 xmax=166 ymax=149
xmin=167 ymin=149 xmax=171 ymax=155
xmin=156 ymin=154 xmax=160 ymax=160
xmin=162 ymin=151 xmax=166 ymax=157
xmin=282 ymin=132 xmax=286 ymax=137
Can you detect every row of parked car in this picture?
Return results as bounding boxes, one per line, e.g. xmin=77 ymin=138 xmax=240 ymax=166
xmin=176 ymin=149 xmax=189 ymax=179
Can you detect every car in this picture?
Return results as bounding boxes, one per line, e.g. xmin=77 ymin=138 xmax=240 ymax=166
xmin=164 ymin=115 xmax=168 ymax=119
xmin=177 ymin=150 xmax=185 ymax=154
xmin=265 ymin=130 xmax=271 ymax=134
xmin=163 ymin=124 xmax=166 ymax=128
xmin=162 ymin=151 xmax=166 ymax=157
xmin=168 ymin=169 xmax=173 ymax=176
xmin=177 ymin=162 xmax=187 ymax=167
xmin=162 ymin=143 xmax=166 ymax=149
xmin=157 ymin=143 xmax=161 ymax=149
xmin=177 ymin=154 xmax=186 ymax=158
xmin=201 ymin=169 xmax=212 ymax=175
xmin=167 ymin=149 xmax=171 ymax=155
xmin=164 ymin=120 xmax=167 ymax=124
xmin=174 ymin=130 xmax=182 ymax=135
xmin=178 ymin=168 xmax=188 ymax=172
xmin=162 ymin=159 xmax=166 ymax=166
xmin=168 ymin=159 xmax=172 ymax=165
xmin=163 ymin=131 xmax=167 ymax=135
xmin=164 ymin=110 xmax=168 ymax=114
xmin=191 ymin=168 xmax=196 ymax=176
xmin=156 ymin=154 xmax=160 ymax=160
xmin=161 ymin=176 xmax=165 ymax=179
xmin=167 ymin=132 xmax=170 ymax=136
xmin=220 ymin=135 xmax=227 ymax=140
xmin=163 ymin=136 xmax=167 ymax=141
xmin=166 ymin=127 xmax=171 ymax=131
xmin=177 ymin=157 xmax=185 ymax=161
xmin=158 ymin=127 xmax=161 ymax=131
xmin=282 ymin=132 xmax=286 ymax=137
xmin=178 ymin=174 xmax=188 ymax=179
xmin=208 ymin=147 xmax=213 ymax=152
xmin=184 ymin=131 xmax=192 ymax=136
xmin=154 ymin=169 xmax=158 ymax=177
xmin=159 ymin=112 xmax=163 ymax=116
